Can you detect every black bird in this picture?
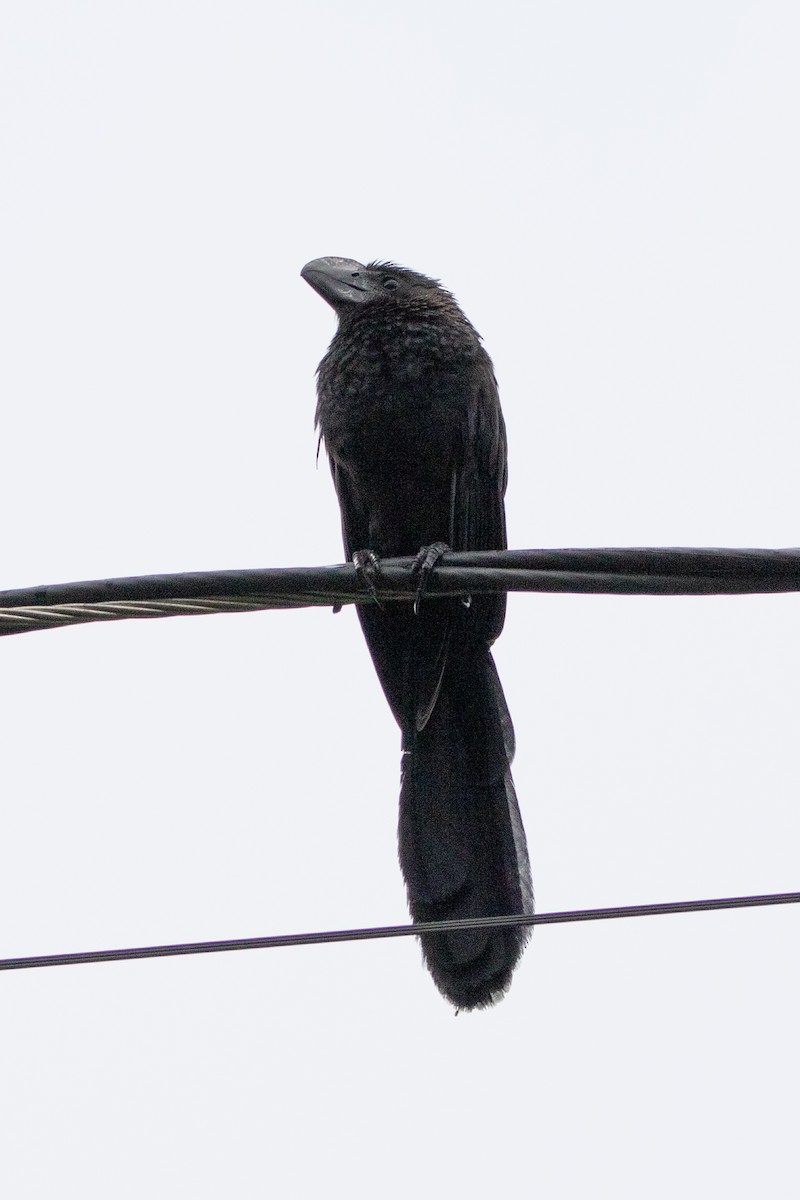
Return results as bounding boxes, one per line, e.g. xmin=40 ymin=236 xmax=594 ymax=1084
xmin=302 ymin=257 xmax=532 ymax=1008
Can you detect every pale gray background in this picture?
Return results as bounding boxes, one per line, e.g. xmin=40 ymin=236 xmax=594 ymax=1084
xmin=1 ymin=2 xmax=799 ymax=1196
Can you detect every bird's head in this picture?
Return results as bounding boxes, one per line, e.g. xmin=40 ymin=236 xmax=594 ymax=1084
xmin=301 ymin=257 xmax=448 ymax=320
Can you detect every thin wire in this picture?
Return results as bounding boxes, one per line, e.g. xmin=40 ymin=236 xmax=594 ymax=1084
xmin=2 ymin=890 xmax=797 ymax=973
xmin=1 ymin=547 xmax=800 ymax=637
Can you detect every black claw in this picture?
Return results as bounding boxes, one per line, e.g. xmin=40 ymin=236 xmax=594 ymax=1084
xmin=353 ymin=549 xmax=384 ymax=608
xmin=411 ymin=541 xmax=451 ymax=616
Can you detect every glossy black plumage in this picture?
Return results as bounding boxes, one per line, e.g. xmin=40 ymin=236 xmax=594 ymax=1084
xmin=303 ymin=257 xmax=533 ymax=1007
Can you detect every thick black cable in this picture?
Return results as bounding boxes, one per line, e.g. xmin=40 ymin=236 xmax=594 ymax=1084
xmin=1 ymin=547 xmax=800 ymax=637
xmin=1 ymin=890 xmax=797 ymax=973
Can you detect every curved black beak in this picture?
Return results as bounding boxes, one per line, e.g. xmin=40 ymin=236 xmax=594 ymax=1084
xmin=301 ymin=257 xmax=370 ymax=311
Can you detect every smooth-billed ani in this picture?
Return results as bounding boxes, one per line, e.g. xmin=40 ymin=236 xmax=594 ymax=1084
xmin=302 ymin=256 xmax=532 ymax=1008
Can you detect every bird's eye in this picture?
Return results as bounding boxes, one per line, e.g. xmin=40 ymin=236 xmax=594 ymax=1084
xmin=383 ymin=277 xmax=399 ymax=290
xmin=351 ymin=271 xmax=360 ymax=279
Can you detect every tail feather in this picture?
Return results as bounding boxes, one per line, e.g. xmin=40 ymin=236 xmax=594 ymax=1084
xmin=398 ymin=649 xmax=533 ymax=1009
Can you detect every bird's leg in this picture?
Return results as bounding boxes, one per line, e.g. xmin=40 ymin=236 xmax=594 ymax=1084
xmin=352 ymin=549 xmax=385 ymax=609
xmin=411 ymin=541 xmax=451 ymax=616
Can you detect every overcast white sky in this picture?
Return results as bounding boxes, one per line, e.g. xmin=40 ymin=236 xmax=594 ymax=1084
xmin=2 ymin=2 xmax=799 ymax=1195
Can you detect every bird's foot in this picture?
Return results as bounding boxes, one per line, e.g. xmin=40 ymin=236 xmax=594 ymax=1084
xmin=411 ymin=542 xmax=451 ymax=616
xmin=353 ymin=549 xmax=384 ymax=609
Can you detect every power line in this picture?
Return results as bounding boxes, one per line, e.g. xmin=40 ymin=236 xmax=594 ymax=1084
xmin=2 ymin=890 xmax=797 ymax=973
xmin=1 ymin=558 xmax=797 ymax=978
xmin=1 ymin=546 xmax=799 ymax=638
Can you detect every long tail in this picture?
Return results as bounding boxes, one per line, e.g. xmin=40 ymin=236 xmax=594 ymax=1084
xmin=398 ymin=648 xmax=533 ymax=1009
